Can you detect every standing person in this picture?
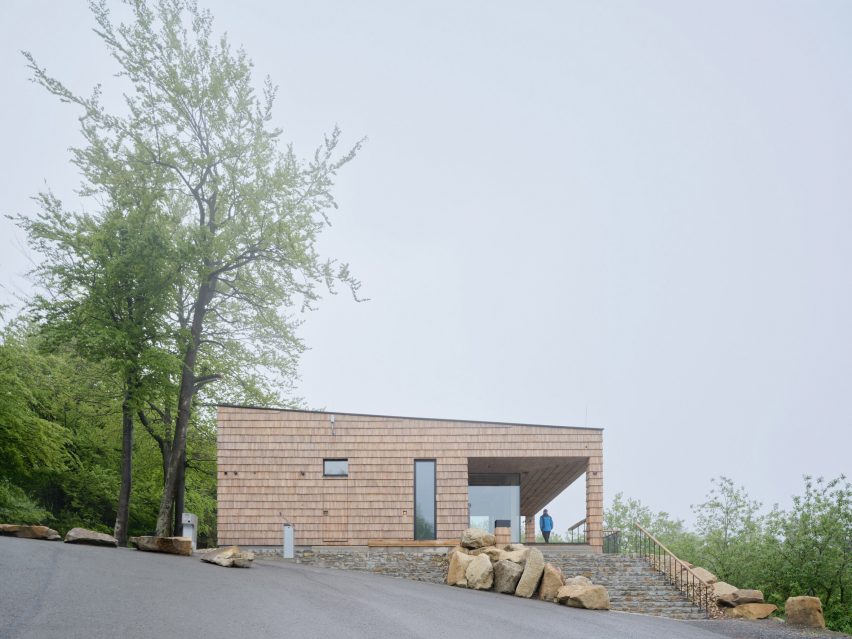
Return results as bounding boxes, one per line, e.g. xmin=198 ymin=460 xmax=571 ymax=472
xmin=540 ymin=509 xmax=554 ymax=543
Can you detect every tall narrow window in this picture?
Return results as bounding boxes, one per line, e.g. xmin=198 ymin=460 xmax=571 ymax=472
xmin=414 ymin=460 xmax=436 ymax=540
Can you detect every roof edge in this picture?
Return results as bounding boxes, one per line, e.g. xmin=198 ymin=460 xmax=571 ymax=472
xmin=214 ymin=403 xmax=604 ymax=431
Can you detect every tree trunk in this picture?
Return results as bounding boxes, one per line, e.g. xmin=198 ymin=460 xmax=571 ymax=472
xmin=173 ymin=448 xmax=186 ymax=536
xmin=113 ymin=386 xmax=134 ymax=545
xmin=154 ymin=280 xmax=214 ymax=536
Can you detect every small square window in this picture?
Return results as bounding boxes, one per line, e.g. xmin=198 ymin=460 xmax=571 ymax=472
xmin=323 ymin=459 xmax=348 ymax=477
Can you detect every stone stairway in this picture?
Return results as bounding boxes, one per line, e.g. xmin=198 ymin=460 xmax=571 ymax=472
xmin=540 ymin=551 xmax=709 ymax=619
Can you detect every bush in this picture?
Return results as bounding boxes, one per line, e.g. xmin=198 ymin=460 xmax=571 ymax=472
xmin=0 ymin=479 xmax=52 ymax=524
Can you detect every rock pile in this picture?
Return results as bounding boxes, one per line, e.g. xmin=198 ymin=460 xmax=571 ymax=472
xmin=446 ymin=528 xmax=609 ymax=611
xmin=691 ymin=569 xmax=777 ymax=620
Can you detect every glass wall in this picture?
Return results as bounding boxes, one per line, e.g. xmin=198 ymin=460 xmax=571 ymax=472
xmin=468 ymin=473 xmax=521 ymax=542
xmin=414 ymin=460 xmax=436 ymax=539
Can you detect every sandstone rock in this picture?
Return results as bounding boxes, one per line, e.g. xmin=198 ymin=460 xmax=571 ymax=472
xmin=538 ymin=564 xmax=565 ymax=602
xmin=0 ymin=524 xmax=61 ymax=541
xmin=564 ymin=575 xmax=593 ymax=586
xmin=201 ymin=546 xmax=254 ymax=568
xmin=63 ymin=527 xmax=118 ymax=547
xmin=503 ymin=548 xmax=528 ymax=564
xmin=690 ymin=567 xmax=717 ymax=584
xmin=732 ymin=589 xmax=764 ymax=605
xmin=514 ymin=547 xmax=544 ymax=598
xmin=723 ymin=603 xmax=777 ymax=620
xmin=446 ymin=545 xmax=468 ymax=558
xmin=478 ymin=545 xmax=527 ymax=564
xmin=447 ymin=549 xmax=475 ymax=586
xmin=231 ymin=552 xmax=255 ymax=568
xmin=504 ymin=543 xmax=525 ymax=552
xmin=714 ymin=582 xmax=738 ymax=607
xmin=460 ymin=528 xmax=496 ymax=549
xmin=557 ymin=584 xmax=610 ymax=610
xmin=132 ymin=536 xmax=192 ymax=556
xmin=493 ymin=560 xmax=524 ymax=594
xmin=712 ymin=581 xmax=738 ymax=606
xmin=785 ymin=596 xmax=825 ymax=628
xmin=465 ymin=554 xmax=493 ymax=590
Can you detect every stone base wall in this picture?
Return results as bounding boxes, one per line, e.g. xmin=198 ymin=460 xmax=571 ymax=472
xmin=244 ymin=546 xmax=452 ymax=584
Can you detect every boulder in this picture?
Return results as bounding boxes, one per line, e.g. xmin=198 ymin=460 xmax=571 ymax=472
xmin=784 ymin=596 xmax=825 ymax=628
xmin=564 ymin=575 xmax=593 ymax=586
xmin=514 ymin=548 xmax=545 ymax=598
xmin=477 ymin=545 xmax=527 ymax=564
xmin=460 ymin=528 xmax=496 ymax=549
xmin=493 ymin=560 xmax=524 ymax=594
xmin=723 ymin=603 xmax=777 ymax=620
xmin=557 ymin=584 xmax=610 ymax=610
xmin=63 ymin=527 xmax=118 ymax=547
xmin=690 ymin=567 xmax=717 ymax=584
xmin=0 ymin=524 xmax=61 ymax=541
xmin=201 ymin=546 xmax=254 ymax=568
xmin=504 ymin=543 xmax=526 ymax=552
xmin=732 ymin=589 xmax=764 ymax=605
xmin=446 ymin=545 xmax=468 ymax=558
xmin=447 ymin=550 xmax=475 ymax=587
xmin=465 ymin=554 xmax=493 ymax=590
xmin=132 ymin=536 xmax=192 ymax=556
xmin=538 ymin=564 xmax=565 ymax=602
xmin=712 ymin=581 xmax=738 ymax=606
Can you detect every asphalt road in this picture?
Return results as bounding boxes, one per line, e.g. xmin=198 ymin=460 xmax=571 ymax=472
xmin=0 ymin=536 xmax=773 ymax=639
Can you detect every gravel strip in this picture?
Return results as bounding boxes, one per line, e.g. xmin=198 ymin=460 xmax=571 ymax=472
xmin=685 ymin=619 xmax=851 ymax=639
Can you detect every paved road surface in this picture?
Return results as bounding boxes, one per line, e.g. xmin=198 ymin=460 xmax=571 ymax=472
xmin=0 ymin=536 xmax=784 ymax=639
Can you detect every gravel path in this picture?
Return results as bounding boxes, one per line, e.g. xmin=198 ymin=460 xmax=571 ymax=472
xmin=686 ymin=619 xmax=851 ymax=639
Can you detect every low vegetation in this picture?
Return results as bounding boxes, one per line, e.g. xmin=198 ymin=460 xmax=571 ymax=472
xmin=605 ymin=475 xmax=852 ymax=633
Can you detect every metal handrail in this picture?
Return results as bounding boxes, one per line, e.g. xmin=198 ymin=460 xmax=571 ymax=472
xmin=567 ymin=518 xmax=586 ymax=533
xmin=632 ymin=522 xmax=718 ymax=617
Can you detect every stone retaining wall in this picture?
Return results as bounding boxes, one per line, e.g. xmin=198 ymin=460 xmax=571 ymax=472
xmin=245 ymin=546 xmax=452 ymax=583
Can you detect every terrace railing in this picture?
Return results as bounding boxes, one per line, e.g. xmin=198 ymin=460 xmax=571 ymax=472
xmin=565 ymin=517 xmax=587 ymax=544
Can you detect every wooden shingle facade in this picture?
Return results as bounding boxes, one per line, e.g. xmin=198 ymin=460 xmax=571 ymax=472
xmin=217 ymin=406 xmax=604 ymax=551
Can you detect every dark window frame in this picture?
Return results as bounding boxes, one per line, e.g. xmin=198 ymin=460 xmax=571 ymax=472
xmin=413 ymin=458 xmax=437 ymax=540
xmin=323 ymin=458 xmax=349 ymax=478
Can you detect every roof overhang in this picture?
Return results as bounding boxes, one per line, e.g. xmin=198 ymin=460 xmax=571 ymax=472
xmin=467 ymin=456 xmax=588 ymax=515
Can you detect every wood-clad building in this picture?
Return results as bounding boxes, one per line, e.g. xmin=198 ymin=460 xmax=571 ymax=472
xmin=217 ymin=406 xmax=604 ymax=551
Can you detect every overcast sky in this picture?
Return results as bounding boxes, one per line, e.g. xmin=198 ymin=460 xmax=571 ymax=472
xmin=2 ymin=1 xmax=850 ymax=533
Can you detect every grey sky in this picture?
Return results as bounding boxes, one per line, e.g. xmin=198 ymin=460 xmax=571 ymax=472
xmin=2 ymin=1 xmax=850 ymax=533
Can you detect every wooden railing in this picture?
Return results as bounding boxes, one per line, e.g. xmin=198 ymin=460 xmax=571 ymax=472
xmin=631 ymin=522 xmax=717 ymax=617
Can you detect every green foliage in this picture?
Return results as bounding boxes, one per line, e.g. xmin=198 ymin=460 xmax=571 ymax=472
xmin=604 ymin=492 xmax=700 ymax=558
xmin=0 ymin=479 xmax=51 ymax=524
xmin=763 ymin=476 xmax=852 ymax=633
xmin=0 ymin=328 xmax=71 ymax=480
xmin=609 ymin=476 xmax=851 ymax=633
xmin=691 ymin=476 xmax=766 ymax=587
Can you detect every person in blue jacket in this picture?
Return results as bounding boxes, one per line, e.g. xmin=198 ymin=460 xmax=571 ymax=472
xmin=539 ymin=509 xmax=554 ymax=543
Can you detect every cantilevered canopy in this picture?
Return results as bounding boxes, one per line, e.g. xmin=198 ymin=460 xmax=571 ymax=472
xmin=468 ymin=456 xmax=588 ymax=516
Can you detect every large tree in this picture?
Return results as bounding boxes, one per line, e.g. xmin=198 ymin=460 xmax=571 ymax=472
xmin=17 ymin=185 xmax=178 ymax=544
xmin=24 ymin=0 xmax=361 ymax=536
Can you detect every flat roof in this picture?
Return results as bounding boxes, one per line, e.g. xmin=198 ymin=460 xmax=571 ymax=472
xmin=215 ymin=404 xmax=604 ymax=432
